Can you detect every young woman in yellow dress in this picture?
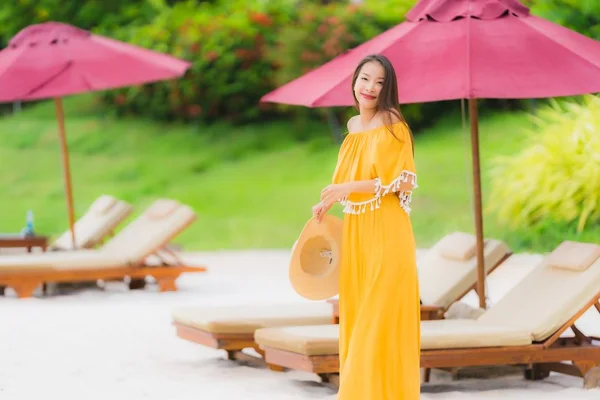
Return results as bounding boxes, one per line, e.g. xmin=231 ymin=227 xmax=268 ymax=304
xmin=312 ymin=54 xmax=420 ymax=399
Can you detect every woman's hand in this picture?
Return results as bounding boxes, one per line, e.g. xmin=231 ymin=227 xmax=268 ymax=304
xmin=320 ymin=183 xmax=352 ymax=207
xmin=312 ymin=201 xmax=333 ymax=223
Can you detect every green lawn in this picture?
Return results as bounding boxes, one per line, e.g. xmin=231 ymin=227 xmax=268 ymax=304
xmin=0 ymin=95 xmax=548 ymax=251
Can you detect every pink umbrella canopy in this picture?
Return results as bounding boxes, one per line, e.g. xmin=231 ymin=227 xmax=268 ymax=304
xmin=0 ymin=22 xmax=191 ymax=248
xmin=0 ymin=21 xmax=190 ymax=101
xmin=261 ymin=0 xmax=600 ymax=308
xmin=261 ymin=0 xmax=600 ymax=106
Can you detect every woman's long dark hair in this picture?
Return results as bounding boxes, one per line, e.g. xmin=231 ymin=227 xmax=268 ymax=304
xmin=351 ymin=54 xmax=415 ymax=155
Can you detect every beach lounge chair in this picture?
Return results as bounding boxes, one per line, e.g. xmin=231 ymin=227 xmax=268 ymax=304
xmin=173 ymin=303 xmax=335 ymax=370
xmin=50 ymin=195 xmax=134 ymax=250
xmin=171 ymin=233 xmax=511 ymax=366
xmin=329 ymin=232 xmax=512 ymax=321
xmin=254 ymin=241 xmax=600 ymax=388
xmin=0 ymin=199 xmax=206 ymax=298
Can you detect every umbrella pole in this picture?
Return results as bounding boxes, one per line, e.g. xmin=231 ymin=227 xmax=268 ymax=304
xmin=54 ymin=98 xmax=77 ymax=249
xmin=468 ymin=98 xmax=487 ymax=309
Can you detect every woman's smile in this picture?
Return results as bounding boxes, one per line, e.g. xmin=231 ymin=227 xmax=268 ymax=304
xmin=361 ymin=93 xmax=376 ymax=100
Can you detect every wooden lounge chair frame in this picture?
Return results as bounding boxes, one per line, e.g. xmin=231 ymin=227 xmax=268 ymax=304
xmin=172 ymin=249 xmax=512 ymax=370
xmin=259 ymin=293 xmax=600 ymax=388
xmin=172 ymin=304 xmax=339 ymax=371
xmin=173 ymin=299 xmax=452 ymax=371
xmin=1 ymin=263 xmax=206 ymax=298
xmin=174 ymin=322 xmax=285 ymax=371
xmin=328 ymin=299 xmax=447 ymax=323
xmin=0 ymin=218 xmax=206 ymax=298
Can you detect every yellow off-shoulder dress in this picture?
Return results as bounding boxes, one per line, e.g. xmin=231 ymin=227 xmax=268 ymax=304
xmin=332 ymin=121 xmax=420 ymax=399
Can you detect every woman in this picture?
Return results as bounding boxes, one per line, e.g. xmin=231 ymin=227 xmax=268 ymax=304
xmin=313 ymin=54 xmax=420 ymax=399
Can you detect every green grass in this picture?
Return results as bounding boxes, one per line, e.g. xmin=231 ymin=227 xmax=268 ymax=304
xmin=0 ymin=95 xmax=583 ymax=252
xmin=411 ymin=109 xmax=533 ymax=246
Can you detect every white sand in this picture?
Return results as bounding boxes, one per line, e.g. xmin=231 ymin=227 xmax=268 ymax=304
xmin=0 ymin=249 xmax=598 ymax=399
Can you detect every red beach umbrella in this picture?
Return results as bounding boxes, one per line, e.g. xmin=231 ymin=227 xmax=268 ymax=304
xmin=0 ymin=22 xmax=191 ymax=248
xmin=261 ymin=0 xmax=600 ymax=307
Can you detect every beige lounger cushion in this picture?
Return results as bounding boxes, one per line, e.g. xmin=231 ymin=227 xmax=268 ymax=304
xmin=0 ymin=199 xmax=195 ymax=273
xmin=0 ymin=261 xmax=56 ymax=272
xmin=419 ymin=236 xmax=509 ymax=309
xmin=255 ymin=324 xmax=339 ymax=355
xmin=547 ymin=241 xmax=600 ymax=272
xmin=0 ymin=250 xmax=127 ymax=271
xmin=146 ymin=199 xmax=180 ymax=219
xmin=50 ymin=252 xmax=129 ymax=270
xmin=255 ymin=240 xmax=600 ymax=357
xmin=420 ymin=320 xmax=531 ymax=349
xmin=101 ymin=201 xmax=195 ymax=262
xmin=173 ymin=303 xmax=334 ymax=334
xmin=478 ymin=245 xmax=600 ymax=342
xmin=436 ymin=232 xmax=478 ymax=261
xmin=255 ymin=320 xmax=532 ymax=356
xmin=89 ymin=195 xmax=118 ymax=214
xmin=52 ymin=196 xmax=133 ymax=250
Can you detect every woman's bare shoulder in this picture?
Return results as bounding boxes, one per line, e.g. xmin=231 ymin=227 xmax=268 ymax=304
xmin=346 ymin=115 xmax=360 ymax=132
xmin=387 ymin=109 xmax=403 ymax=124
xmin=372 ymin=110 xmax=402 ymax=127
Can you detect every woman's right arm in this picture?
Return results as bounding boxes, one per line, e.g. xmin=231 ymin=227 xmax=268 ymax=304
xmin=313 ymin=116 xmax=356 ymax=222
xmin=312 ymin=200 xmax=333 ymax=222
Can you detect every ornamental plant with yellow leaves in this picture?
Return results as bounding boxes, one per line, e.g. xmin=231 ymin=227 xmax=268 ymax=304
xmin=488 ymin=95 xmax=600 ymax=235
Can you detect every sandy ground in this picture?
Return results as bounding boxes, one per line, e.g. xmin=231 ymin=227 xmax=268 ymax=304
xmin=0 ymin=249 xmax=598 ymax=399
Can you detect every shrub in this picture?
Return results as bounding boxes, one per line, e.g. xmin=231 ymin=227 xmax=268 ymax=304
xmin=487 ymin=95 xmax=600 ymax=234
xmin=101 ymin=0 xmax=429 ymax=125
xmin=362 ymin=0 xmax=419 ymax=25
xmin=98 ymin=0 xmax=459 ymax=128
xmin=267 ymin=0 xmax=444 ymax=130
xmin=530 ymin=0 xmax=600 ymax=40
xmin=0 ymin=0 xmax=162 ymax=47
xmin=263 ymin=2 xmax=386 ymax=128
xmin=270 ymin=2 xmax=396 ymax=88
xmin=102 ymin=0 xmax=301 ymax=123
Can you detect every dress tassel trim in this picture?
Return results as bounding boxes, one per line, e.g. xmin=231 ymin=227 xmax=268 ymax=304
xmin=339 ymin=171 xmax=418 ymax=215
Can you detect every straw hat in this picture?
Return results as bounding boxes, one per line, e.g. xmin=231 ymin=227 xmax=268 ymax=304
xmin=289 ymin=214 xmax=344 ymax=300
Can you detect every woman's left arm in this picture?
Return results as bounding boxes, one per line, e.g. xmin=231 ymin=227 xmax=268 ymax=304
xmin=321 ymin=174 xmax=416 ymax=207
xmin=320 ymin=180 xmax=376 ymax=206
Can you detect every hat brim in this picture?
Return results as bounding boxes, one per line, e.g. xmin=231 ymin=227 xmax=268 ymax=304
xmin=289 ymin=214 xmax=343 ymax=300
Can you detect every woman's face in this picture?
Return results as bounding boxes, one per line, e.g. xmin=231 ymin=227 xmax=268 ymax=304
xmin=353 ymin=61 xmax=385 ymax=111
